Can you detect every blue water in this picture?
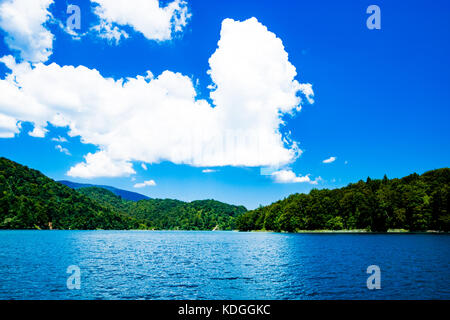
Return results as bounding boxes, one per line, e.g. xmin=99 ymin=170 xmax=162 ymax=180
xmin=0 ymin=231 xmax=449 ymax=300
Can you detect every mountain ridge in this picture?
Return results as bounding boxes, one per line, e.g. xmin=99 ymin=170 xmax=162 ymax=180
xmin=0 ymin=157 xmax=139 ymax=230
xmin=77 ymin=186 xmax=247 ymax=230
xmin=58 ymin=180 xmax=150 ymax=201
xmin=0 ymin=157 xmax=246 ymax=230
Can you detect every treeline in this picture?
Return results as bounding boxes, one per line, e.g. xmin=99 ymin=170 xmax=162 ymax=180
xmin=237 ymin=169 xmax=450 ymax=232
xmin=0 ymin=157 xmax=139 ymax=230
xmin=0 ymin=157 xmax=246 ymax=230
xmin=78 ymin=187 xmax=246 ymax=230
xmin=2 ymin=156 xmax=448 ymax=232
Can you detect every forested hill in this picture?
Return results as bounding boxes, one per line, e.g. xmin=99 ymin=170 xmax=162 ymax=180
xmin=237 ymin=168 xmax=450 ymax=232
xmin=77 ymin=187 xmax=247 ymax=230
xmin=0 ymin=157 xmax=139 ymax=229
xmin=2 ymin=156 xmax=448 ymax=232
xmin=0 ymin=157 xmax=246 ymax=230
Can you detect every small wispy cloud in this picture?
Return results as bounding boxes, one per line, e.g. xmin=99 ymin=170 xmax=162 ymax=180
xmin=323 ymin=156 xmax=336 ymax=164
xmin=55 ymin=145 xmax=71 ymax=156
xmin=134 ymin=180 xmax=156 ymax=188
xmin=52 ymin=136 xmax=67 ymax=143
xmin=271 ymin=169 xmax=321 ymax=185
xmin=141 ymin=163 xmax=148 ymax=171
xmin=202 ymin=169 xmax=218 ymax=173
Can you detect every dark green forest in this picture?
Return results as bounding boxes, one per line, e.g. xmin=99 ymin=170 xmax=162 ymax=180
xmin=1 ymin=157 xmax=449 ymax=232
xmin=0 ymin=157 xmax=245 ymax=230
xmin=77 ymin=187 xmax=246 ymax=230
xmin=237 ymin=168 xmax=450 ymax=232
xmin=0 ymin=157 xmax=139 ymax=229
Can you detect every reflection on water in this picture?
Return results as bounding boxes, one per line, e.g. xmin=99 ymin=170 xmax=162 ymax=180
xmin=0 ymin=230 xmax=449 ymax=299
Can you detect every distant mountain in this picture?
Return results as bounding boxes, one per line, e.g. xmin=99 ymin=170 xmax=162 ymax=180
xmin=58 ymin=180 xmax=150 ymax=201
xmin=0 ymin=157 xmax=247 ymax=230
xmin=0 ymin=157 xmax=140 ymax=230
xmin=78 ymin=187 xmax=247 ymax=230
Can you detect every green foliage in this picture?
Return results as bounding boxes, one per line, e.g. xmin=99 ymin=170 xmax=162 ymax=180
xmin=2 ymin=156 xmax=448 ymax=232
xmin=78 ymin=187 xmax=246 ymax=230
xmin=0 ymin=157 xmax=247 ymax=230
xmin=0 ymin=157 xmax=139 ymax=230
xmin=237 ymin=168 xmax=450 ymax=232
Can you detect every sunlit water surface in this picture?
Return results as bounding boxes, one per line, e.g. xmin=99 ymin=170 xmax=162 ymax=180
xmin=0 ymin=230 xmax=448 ymax=299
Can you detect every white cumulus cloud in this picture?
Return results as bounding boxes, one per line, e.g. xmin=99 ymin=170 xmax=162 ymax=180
xmin=67 ymin=151 xmax=136 ymax=178
xmin=0 ymin=0 xmax=54 ymax=63
xmin=0 ymin=113 xmax=20 ymax=138
xmin=271 ymin=169 xmax=321 ymax=185
xmin=134 ymin=179 xmax=156 ymax=188
xmin=0 ymin=17 xmax=313 ymax=178
xmin=323 ymin=156 xmax=336 ymax=164
xmin=91 ymin=0 xmax=190 ymax=42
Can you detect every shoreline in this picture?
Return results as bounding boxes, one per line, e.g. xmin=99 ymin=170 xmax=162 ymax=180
xmin=247 ymin=229 xmax=449 ymax=234
xmin=0 ymin=229 xmax=448 ymax=234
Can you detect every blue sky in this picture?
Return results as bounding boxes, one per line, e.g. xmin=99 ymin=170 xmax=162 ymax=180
xmin=0 ymin=0 xmax=449 ymax=209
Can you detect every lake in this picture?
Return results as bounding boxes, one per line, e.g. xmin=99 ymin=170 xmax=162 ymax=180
xmin=0 ymin=230 xmax=448 ymax=300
